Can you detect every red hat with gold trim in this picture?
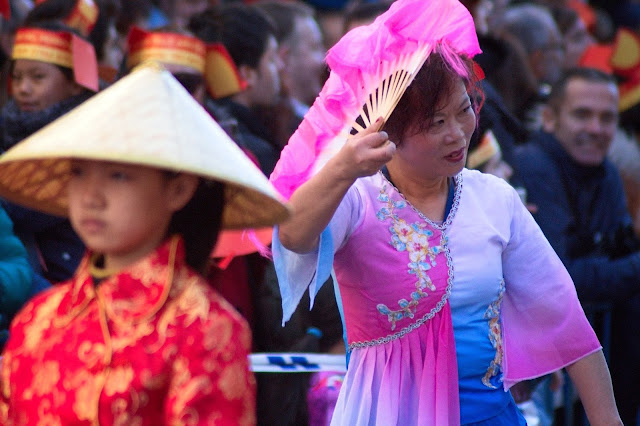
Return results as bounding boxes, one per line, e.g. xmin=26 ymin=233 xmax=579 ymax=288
xmin=34 ymin=0 xmax=99 ymax=36
xmin=204 ymin=43 xmax=248 ymax=99
xmin=126 ymin=26 xmax=206 ymax=74
xmin=11 ymin=27 xmax=99 ymax=91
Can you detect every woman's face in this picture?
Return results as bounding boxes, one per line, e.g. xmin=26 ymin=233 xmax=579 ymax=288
xmin=68 ymin=160 xmax=192 ymax=271
xmin=11 ymin=59 xmax=83 ymax=112
xmin=394 ymin=80 xmax=476 ymax=180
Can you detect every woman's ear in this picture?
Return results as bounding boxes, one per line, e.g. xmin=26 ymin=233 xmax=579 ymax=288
xmin=166 ymin=174 xmax=199 ymax=212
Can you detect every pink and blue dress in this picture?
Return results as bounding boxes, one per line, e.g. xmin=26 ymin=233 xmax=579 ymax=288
xmin=273 ymin=169 xmax=600 ymax=425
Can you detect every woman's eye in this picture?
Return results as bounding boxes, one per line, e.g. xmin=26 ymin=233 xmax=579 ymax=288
xmin=430 ymin=119 xmax=445 ymax=129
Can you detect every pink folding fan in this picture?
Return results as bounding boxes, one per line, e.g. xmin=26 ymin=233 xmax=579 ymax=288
xmin=269 ymin=0 xmax=481 ymax=199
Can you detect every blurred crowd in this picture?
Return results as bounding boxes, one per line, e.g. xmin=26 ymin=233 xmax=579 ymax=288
xmin=0 ymin=0 xmax=639 ymax=425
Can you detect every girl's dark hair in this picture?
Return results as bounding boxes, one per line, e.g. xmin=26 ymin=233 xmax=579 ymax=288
xmin=189 ymin=3 xmax=276 ymax=69
xmin=23 ymin=0 xmax=120 ymax=62
xmin=167 ymin=178 xmax=225 ymax=275
xmin=384 ymin=44 xmax=483 ymax=144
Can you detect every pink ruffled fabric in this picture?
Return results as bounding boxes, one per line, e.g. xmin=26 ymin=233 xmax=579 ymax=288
xmin=269 ymin=0 xmax=481 ymax=199
xmin=331 ymin=305 xmax=459 ymax=426
xmin=326 ymin=0 xmax=480 ymax=76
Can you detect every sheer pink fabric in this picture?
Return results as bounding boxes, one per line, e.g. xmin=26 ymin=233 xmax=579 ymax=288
xmin=269 ymin=0 xmax=480 ymax=199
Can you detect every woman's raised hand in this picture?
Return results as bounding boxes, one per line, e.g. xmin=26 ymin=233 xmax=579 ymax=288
xmin=332 ymin=119 xmax=396 ymax=181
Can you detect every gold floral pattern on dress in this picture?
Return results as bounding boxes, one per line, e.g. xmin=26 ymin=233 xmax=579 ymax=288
xmin=109 ymin=321 xmax=155 ymax=353
xmin=29 ymin=361 xmax=60 ymax=397
xmin=169 ymin=355 xmax=214 ymax=419
xmin=77 ymin=340 xmax=107 ymax=368
xmin=104 ymin=366 xmax=135 ymax=396
xmin=35 ymin=404 xmax=63 ymax=426
xmin=0 ymin=236 xmax=256 ymax=425
xmin=219 ymin=358 xmax=254 ymax=400
xmin=482 ymin=279 xmax=505 ymax=388
xmin=22 ymin=291 xmax=65 ymax=352
xmin=375 ymin=184 xmax=446 ymax=330
xmin=69 ymin=370 xmax=105 ymax=421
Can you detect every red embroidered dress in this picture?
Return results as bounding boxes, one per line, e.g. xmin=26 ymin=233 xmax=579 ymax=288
xmin=0 ymin=236 xmax=256 ymax=425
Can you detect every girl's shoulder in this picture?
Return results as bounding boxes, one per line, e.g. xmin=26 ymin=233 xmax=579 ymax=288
xmin=167 ymin=272 xmax=253 ymax=354
xmin=171 ymin=268 xmax=250 ymax=331
xmin=8 ymin=282 xmax=70 ymax=331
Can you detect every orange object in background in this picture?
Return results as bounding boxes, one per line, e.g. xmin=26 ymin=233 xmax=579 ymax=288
xmin=212 ymin=227 xmax=272 ymax=264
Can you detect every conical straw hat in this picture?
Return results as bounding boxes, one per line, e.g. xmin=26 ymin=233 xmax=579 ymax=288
xmin=0 ymin=63 xmax=290 ymax=229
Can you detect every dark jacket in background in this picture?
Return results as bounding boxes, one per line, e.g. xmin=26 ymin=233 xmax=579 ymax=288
xmin=514 ymin=130 xmax=640 ymax=425
xmin=514 ymin=130 xmax=640 ymax=302
xmin=212 ymin=97 xmax=280 ymax=176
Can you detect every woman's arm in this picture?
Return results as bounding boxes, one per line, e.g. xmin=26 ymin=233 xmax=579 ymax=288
xmin=278 ymin=123 xmax=395 ymax=253
xmin=565 ymin=350 xmax=622 ymax=426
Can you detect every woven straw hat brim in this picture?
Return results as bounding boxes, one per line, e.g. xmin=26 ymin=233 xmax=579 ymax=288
xmin=0 ymin=64 xmax=290 ymax=229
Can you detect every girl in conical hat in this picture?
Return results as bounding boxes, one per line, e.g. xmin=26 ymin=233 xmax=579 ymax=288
xmin=0 ymin=64 xmax=289 ymax=424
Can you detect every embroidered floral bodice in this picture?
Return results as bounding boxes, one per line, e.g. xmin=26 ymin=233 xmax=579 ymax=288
xmin=334 ymin=174 xmax=457 ymax=350
xmin=273 ymin=169 xmax=601 ymax=425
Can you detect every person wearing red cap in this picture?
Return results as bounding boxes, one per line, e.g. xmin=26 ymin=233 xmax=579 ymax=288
xmin=24 ymin=0 xmax=123 ymax=82
xmin=125 ymin=25 xmax=207 ymax=104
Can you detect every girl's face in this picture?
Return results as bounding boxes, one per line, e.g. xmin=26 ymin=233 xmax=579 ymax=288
xmin=68 ymin=160 xmax=196 ymax=271
xmin=11 ymin=59 xmax=83 ymax=112
xmin=395 ymin=80 xmax=476 ymax=180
